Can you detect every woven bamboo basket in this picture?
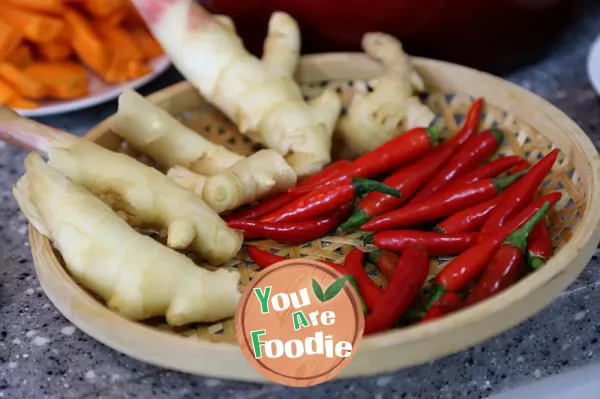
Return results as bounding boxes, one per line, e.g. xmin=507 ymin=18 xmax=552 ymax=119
xmin=29 ymin=53 xmax=600 ymax=381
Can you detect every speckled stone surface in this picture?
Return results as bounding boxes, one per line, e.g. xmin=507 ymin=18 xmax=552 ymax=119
xmin=2 ymin=4 xmax=600 ymax=399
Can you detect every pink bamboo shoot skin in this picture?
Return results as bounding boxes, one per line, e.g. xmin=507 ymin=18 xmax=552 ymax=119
xmin=130 ymin=0 xmax=342 ymax=177
xmin=14 ymin=154 xmax=241 ymax=326
xmin=0 ymin=107 xmax=242 ymax=265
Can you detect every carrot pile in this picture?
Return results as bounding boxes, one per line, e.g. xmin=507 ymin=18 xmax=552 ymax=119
xmin=232 ymin=98 xmax=561 ymax=335
xmin=0 ymin=0 xmax=164 ymax=108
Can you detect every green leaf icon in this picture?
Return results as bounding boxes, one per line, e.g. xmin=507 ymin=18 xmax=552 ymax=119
xmin=312 ymin=279 xmax=325 ymax=302
xmin=323 ymin=275 xmax=354 ymax=302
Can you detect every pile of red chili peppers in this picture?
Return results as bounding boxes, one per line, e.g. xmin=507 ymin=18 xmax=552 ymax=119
xmin=229 ymin=97 xmax=561 ymax=336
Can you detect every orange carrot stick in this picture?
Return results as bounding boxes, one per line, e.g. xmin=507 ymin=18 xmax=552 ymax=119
xmin=127 ymin=60 xmax=152 ymax=80
xmin=125 ymin=7 xmax=147 ymax=27
xmin=96 ymin=25 xmax=144 ymax=62
xmin=24 ymin=61 xmax=88 ymax=100
xmin=0 ymin=19 xmax=22 ymax=61
xmin=7 ymin=96 xmax=39 ymax=109
xmin=64 ymin=8 xmax=107 ymax=76
xmin=0 ymin=78 xmax=17 ymax=104
xmin=0 ymin=62 xmax=46 ymax=99
xmin=83 ymin=0 xmax=126 ymax=18
xmin=96 ymin=9 xmax=128 ymax=27
xmin=0 ymin=5 xmax=65 ymax=43
xmin=102 ymin=55 xmax=129 ymax=84
xmin=34 ymin=39 xmax=72 ymax=62
xmin=130 ymin=26 xmax=164 ymax=59
xmin=5 ymin=43 xmax=32 ymax=68
xmin=2 ymin=0 xmax=64 ymax=14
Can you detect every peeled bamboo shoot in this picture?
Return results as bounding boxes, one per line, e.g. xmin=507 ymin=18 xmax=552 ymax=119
xmin=262 ymin=12 xmax=300 ymax=79
xmin=130 ymin=0 xmax=341 ymax=176
xmin=114 ymin=88 xmax=244 ymax=176
xmin=166 ymin=165 xmax=207 ymax=195
xmin=202 ymin=149 xmax=297 ymax=213
xmin=0 ymin=107 xmax=242 ymax=265
xmin=14 ymin=154 xmax=240 ymax=326
xmin=337 ymin=33 xmax=435 ymax=157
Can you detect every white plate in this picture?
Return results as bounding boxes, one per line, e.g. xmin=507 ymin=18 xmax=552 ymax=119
xmin=587 ymin=34 xmax=600 ymax=96
xmin=16 ymin=56 xmax=171 ymax=118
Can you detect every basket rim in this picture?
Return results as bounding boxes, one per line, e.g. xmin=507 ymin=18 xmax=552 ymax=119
xmin=30 ymin=52 xmax=600 ymax=373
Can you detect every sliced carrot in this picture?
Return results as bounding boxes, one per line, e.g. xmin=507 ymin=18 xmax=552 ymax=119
xmin=0 ymin=78 xmax=17 ymax=104
xmin=2 ymin=0 xmax=64 ymax=14
xmin=24 ymin=61 xmax=88 ymax=100
xmin=127 ymin=60 xmax=152 ymax=80
xmin=64 ymin=8 xmax=107 ymax=76
xmin=97 ymin=25 xmax=144 ymax=62
xmin=0 ymin=19 xmax=22 ymax=61
xmin=102 ymin=55 xmax=129 ymax=84
xmin=6 ymin=43 xmax=32 ymax=68
xmin=7 ymin=96 xmax=39 ymax=109
xmin=0 ymin=62 xmax=46 ymax=99
xmin=0 ymin=5 xmax=65 ymax=43
xmin=130 ymin=26 xmax=164 ymax=59
xmin=34 ymin=39 xmax=72 ymax=62
xmin=83 ymin=0 xmax=126 ymax=18
xmin=96 ymin=8 xmax=128 ymax=27
xmin=124 ymin=4 xmax=147 ymax=27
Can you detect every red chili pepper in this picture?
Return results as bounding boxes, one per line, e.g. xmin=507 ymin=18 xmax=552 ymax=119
xmin=445 ymin=156 xmax=527 ymax=188
xmin=366 ymin=230 xmax=478 ymax=256
xmin=228 ymin=205 xmax=352 ymax=244
xmin=337 ymin=103 xmax=485 ymax=233
xmin=226 ymin=194 xmax=296 ymax=223
xmin=287 ymin=126 xmax=440 ymax=196
xmin=511 ymin=158 xmax=531 ymax=173
xmin=420 ymin=292 xmax=463 ymax=323
xmin=368 ymin=250 xmax=399 ymax=281
xmin=435 ymin=196 xmax=503 ymax=234
xmin=408 ymin=128 xmax=504 ymax=205
xmin=246 ymin=246 xmax=284 ymax=268
xmin=337 ymin=145 xmax=456 ymax=233
xmin=345 ymin=249 xmax=383 ymax=311
xmin=464 ymin=204 xmax=548 ymax=306
xmin=297 ymin=159 xmax=351 ymax=186
xmin=262 ymin=177 xmax=401 ymax=223
xmin=527 ymin=219 xmax=553 ymax=269
xmin=226 ymin=160 xmax=350 ymax=221
xmin=480 ymin=149 xmax=558 ymax=235
xmin=246 ymin=247 xmax=370 ymax=313
xmin=442 ymin=97 xmax=484 ymax=148
xmin=362 ymin=173 xmax=523 ymax=231
xmin=364 ymin=248 xmax=430 ymax=335
xmin=428 ymin=194 xmax=559 ymax=306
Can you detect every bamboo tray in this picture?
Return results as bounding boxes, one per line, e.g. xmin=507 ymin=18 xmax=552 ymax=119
xmin=29 ymin=53 xmax=600 ymax=382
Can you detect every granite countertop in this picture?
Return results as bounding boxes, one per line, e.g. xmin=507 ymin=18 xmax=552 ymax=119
xmin=2 ymin=4 xmax=600 ymax=399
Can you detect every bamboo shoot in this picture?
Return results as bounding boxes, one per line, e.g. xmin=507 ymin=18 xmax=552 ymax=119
xmin=14 ymin=154 xmax=240 ymax=326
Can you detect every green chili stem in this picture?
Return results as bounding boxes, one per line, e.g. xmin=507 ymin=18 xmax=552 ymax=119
xmin=426 ymin=126 xmax=442 ymax=144
xmin=528 ymin=256 xmax=546 ymax=270
xmin=352 ymin=177 xmax=402 ymax=198
xmin=338 ymin=209 xmax=372 ymax=233
xmin=424 ymin=284 xmax=446 ymax=311
xmin=504 ymin=202 xmax=551 ymax=252
xmin=489 ymin=128 xmax=505 ymax=145
xmin=492 ymin=171 xmax=527 ymax=192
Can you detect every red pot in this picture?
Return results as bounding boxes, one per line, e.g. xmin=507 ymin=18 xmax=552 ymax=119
xmin=201 ymin=0 xmax=581 ymax=73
